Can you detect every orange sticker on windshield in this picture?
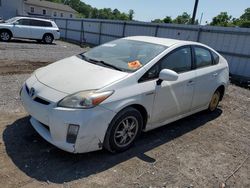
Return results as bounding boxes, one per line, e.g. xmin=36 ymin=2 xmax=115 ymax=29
xmin=128 ymin=60 xmax=142 ymax=70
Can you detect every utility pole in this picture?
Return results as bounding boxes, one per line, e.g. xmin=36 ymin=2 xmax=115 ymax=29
xmin=191 ymin=0 xmax=199 ymax=24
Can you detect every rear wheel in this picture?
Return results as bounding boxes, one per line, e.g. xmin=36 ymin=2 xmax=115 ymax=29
xmin=104 ymin=107 xmax=143 ymax=153
xmin=0 ymin=30 xmax=11 ymax=42
xmin=43 ymin=34 xmax=54 ymax=44
xmin=208 ymin=90 xmax=221 ymax=112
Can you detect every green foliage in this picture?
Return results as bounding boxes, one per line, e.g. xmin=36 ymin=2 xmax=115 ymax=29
xmin=240 ymin=8 xmax=250 ymax=20
xmin=151 ymin=19 xmax=164 ymax=23
xmin=210 ymin=8 xmax=250 ymax=28
xmin=128 ymin=9 xmax=134 ymax=21
xmin=163 ymin=16 xmax=172 ymax=23
xmin=239 ymin=20 xmax=250 ymax=28
xmin=45 ymin=0 xmax=133 ymax=20
xmin=173 ymin=12 xmax=191 ymax=24
xmin=151 ymin=13 xmax=192 ymax=24
xmin=46 ymin=1 xmax=250 ymax=28
xmin=210 ymin=12 xmax=232 ymax=27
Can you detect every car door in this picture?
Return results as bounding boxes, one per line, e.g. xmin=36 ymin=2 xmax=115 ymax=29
xmin=140 ymin=46 xmax=196 ymax=126
xmin=12 ymin=19 xmax=31 ymax=38
xmin=191 ymin=46 xmax=220 ymax=109
xmin=30 ymin=20 xmax=51 ymax=39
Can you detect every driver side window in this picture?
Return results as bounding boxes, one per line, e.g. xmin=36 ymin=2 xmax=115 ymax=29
xmin=161 ymin=47 xmax=192 ymax=73
xmin=16 ymin=19 xmax=30 ymax=26
xmin=139 ymin=46 xmax=192 ymax=82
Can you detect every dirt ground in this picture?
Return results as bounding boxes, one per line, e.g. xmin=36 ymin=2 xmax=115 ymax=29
xmin=0 ymin=40 xmax=249 ymax=188
xmin=0 ymin=39 xmax=85 ymax=75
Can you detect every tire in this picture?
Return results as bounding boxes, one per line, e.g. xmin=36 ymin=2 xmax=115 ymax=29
xmin=208 ymin=90 xmax=221 ymax=112
xmin=43 ymin=34 xmax=54 ymax=44
xmin=104 ymin=107 xmax=143 ymax=153
xmin=0 ymin=30 xmax=11 ymax=42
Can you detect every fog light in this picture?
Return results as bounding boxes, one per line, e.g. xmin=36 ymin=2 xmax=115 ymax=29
xmin=66 ymin=124 xmax=79 ymax=144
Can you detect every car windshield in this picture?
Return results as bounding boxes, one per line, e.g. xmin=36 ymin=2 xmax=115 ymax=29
xmin=80 ymin=39 xmax=167 ymax=72
xmin=5 ymin=17 xmax=19 ymax=23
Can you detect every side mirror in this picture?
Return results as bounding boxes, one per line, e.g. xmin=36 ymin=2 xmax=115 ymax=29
xmin=159 ymin=69 xmax=178 ymax=81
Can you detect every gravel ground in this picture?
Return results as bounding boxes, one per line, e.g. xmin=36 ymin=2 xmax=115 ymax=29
xmin=0 ymin=39 xmax=85 ymax=75
xmin=0 ymin=40 xmax=249 ymax=188
xmin=0 ymin=74 xmax=28 ymax=113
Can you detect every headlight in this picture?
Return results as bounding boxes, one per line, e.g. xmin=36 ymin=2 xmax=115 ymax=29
xmin=57 ymin=90 xmax=114 ymax=109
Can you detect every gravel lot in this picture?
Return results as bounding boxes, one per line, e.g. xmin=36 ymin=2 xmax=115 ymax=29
xmin=0 ymin=40 xmax=249 ymax=188
xmin=0 ymin=39 xmax=85 ymax=75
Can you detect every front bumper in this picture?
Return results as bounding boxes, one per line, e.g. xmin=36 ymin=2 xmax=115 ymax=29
xmin=20 ymin=83 xmax=116 ymax=153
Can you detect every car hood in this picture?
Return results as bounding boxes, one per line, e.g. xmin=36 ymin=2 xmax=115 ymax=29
xmin=35 ymin=56 xmax=129 ymax=94
xmin=0 ymin=23 xmax=11 ymax=27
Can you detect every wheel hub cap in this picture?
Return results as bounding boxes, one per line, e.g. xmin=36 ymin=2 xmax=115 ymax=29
xmin=45 ymin=36 xmax=52 ymax=43
xmin=114 ymin=116 xmax=139 ymax=147
xmin=1 ymin=32 xmax=10 ymax=40
xmin=210 ymin=92 xmax=220 ymax=111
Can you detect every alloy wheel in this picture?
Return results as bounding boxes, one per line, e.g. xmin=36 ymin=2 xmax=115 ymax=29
xmin=44 ymin=35 xmax=52 ymax=44
xmin=0 ymin=32 xmax=10 ymax=41
xmin=209 ymin=91 xmax=220 ymax=111
xmin=114 ymin=116 xmax=139 ymax=148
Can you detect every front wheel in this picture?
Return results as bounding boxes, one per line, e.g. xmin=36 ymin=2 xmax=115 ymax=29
xmin=0 ymin=30 xmax=11 ymax=42
xmin=104 ymin=107 xmax=143 ymax=153
xmin=208 ymin=90 xmax=221 ymax=112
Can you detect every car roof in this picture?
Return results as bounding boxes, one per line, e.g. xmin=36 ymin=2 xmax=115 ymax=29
xmin=124 ymin=36 xmax=200 ymax=47
xmin=14 ymin=16 xmax=53 ymax=22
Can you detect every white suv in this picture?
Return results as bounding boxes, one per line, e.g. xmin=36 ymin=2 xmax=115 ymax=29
xmin=0 ymin=17 xmax=60 ymax=44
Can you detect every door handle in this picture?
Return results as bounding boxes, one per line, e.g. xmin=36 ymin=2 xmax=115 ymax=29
xmin=213 ymin=73 xmax=218 ymax=77
xmin=187 ymin=80 xmax=195 ymax=86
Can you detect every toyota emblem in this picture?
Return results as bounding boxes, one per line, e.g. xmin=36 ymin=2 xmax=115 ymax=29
xmin=29 ymin=87 xmax=35 ymax=98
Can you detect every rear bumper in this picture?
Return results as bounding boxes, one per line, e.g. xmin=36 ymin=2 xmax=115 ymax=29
xmin=54 ymin=32 xmax=60 ymax=40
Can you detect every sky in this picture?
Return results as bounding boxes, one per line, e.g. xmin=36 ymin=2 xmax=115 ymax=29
xmin=82 ymin=0 xmax=250 ymax=24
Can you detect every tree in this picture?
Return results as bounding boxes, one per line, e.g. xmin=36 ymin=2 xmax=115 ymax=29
xmin=240 ymin=8 xmax=250 ymax=20
xmin=128 ymin=9 xmax=134 ymax=21
xmin=90 ymin=8 xmax=99 ymax=18
xmin=173 ymin=12 xmax=191 ymax=24
xmin=239 ymin=20 xmax=250 ymax=28
xmin=151 ymin=19 xmax=164 ymax=23
xmin=45 ymin=0 xmax=130 ymax=20
xmin=238 ymin=8 xmax=250 ymax=27
xmin=113 ymin=9 xmax=120 ymax=18
xmin=210 ymin=12 xmax=232 ymax=26
xmin=163 ymin=16 xmax=172 ymax=23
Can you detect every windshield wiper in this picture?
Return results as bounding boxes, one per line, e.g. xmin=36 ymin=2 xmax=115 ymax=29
xmin=79 ymin=54 xmax=123 ymax=71
xmin=91 ymin=59 xmax=123 ymax=71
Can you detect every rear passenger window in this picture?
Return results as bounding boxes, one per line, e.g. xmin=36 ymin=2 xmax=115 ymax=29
xmin=44 ymin=21 xmax=52 ymax=27
xmin=30 ymin=20 xmax=52 ymax=27
xmin=211 ymin=51 xmax=219 ymax=64
xmin=194 ymin=47 xmax=213 ymax=68
xmin=161 ymin=47 xmax=192 ymax=73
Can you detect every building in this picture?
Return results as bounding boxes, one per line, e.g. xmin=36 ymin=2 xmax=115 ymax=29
xmin=0 ymin=0 xmax=77 ymax=20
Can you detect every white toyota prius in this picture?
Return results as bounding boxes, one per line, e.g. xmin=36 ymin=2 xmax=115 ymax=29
xmin=20 ymin=36 xmax=229 ymax=153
